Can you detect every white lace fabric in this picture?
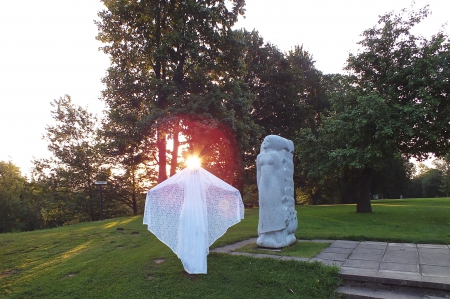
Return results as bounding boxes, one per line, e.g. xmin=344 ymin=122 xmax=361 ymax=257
xmin=143 ymin=166 xmax=244 ymax=274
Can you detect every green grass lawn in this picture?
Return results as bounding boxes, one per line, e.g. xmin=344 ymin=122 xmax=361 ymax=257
xmin=1 ymin=197 xmax=449 ymax=298
xmin=0 ymin=211 xmax=341 ymax=299
xmin=297 ymin=197 xmax=450 ymax=244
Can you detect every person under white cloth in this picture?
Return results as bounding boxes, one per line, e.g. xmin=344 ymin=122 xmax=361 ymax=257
xmin=143 ymin=159 xmax=244 ymax=274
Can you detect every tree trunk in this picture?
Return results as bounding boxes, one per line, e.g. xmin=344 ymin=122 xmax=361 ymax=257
xmin=157 ymin=129 xmax=167 ymax=183
xmin=170 ymin=124 xmax=180 ymax=176
xmin=131 ymin=171 xmax=137 ymax=216
xmin=356 ymin=167 xmax=373 ymax=213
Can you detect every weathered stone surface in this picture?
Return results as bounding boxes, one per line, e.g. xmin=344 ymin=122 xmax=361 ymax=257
xmin=256 ymin=135 xmax=297 ymax=248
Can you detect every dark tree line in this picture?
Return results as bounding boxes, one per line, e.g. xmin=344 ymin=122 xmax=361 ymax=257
xmin=2 ymin=3 xmax=450 ymax=232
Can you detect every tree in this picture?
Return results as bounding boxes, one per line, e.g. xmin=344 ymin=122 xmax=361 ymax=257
xmin=371 ymin=155 xmax=414 ymax=199
xmin=298 ymin=5 xmax=450 ymax=212
xmin=238 ymin=30 xmax=328 ymax=194
xmin=432 ymin=155 xmax=450 ymax=197
xmin=239 ymin=30 xmax=327 ymax=142
xmin=346 ymin=5 xmax=450 ymax=158
xmin=33 ymin=96 xmax=108 ymax=224
xmin=96 ymin=0 xmax=257 ymax=187
xmin=0 ymin=161 xmax=27 ymax=232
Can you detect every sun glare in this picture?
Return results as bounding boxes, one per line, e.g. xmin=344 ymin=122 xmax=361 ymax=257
xmin=185 ymin=156 xmax=201 ymax=169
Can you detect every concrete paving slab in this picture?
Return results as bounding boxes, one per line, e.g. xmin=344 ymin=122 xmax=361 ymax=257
xmin=417 ymin=244 xmax=449 ymax=249
xmin=359 ymin=241 xmax=388 ymax=246
xmin=343 ymin=259 xmax=380 ymax=269
xmin=352 ymin=247 xmax=385 ymax=254
xmin=321 ymin=247 xmax=355 ymax=254
xmin=332 ymin=240 xmax=360 ymax=248
xmin=358 ymin=242 xmax=388 ymax=250
xmin=349 ymin=252 xmax=384 ymax=262
xmin=383 ymin=253 xmax=419 ymax=264
xmin=380 ymin=262 xmax=419 ymax=273
xmin=418 ymin=247 xmax=450 ymax=255
xmin=419 ymin=252 xmax=450 ymax=267
xmin=389 ymin=243 xmax=417 ymax=248
xmin=339 ymin=267 xmax=378 ymax=277
xmin=421 ymin=265 xmax=450 ymax=277
xmin=421 ymin=274 xmax=450 ymax=285
xmin=385 ymin=247 xmax=418 ymax=255
xmin=377 ymin=270 xmax=422 ymax=281
xmin=314 ymin=252 xmax=350 ymax=261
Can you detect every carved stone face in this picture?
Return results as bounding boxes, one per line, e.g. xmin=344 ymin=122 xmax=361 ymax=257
xmin=261 ymin=135 xmax=288 ymax=152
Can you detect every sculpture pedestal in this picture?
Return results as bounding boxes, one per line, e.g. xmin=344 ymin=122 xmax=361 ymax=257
xmin=256 ymin=230 xmax=297 ymax=248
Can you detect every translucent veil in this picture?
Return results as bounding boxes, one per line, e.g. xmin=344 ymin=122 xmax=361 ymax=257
xmin=143 ymin=166 xmax=244 ymax=274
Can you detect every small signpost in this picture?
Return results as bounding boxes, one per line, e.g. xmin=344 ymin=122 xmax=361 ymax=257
xmin=94 ymin=181 xmax=108 ymax=220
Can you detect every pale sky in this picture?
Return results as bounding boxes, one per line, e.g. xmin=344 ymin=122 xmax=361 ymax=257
xmin=0 ymin=0 xmax=448 ymax=177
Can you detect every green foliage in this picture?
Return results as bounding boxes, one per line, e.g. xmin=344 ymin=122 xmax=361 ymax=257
xmin=31 ymin=96 xmax=135 ymax=226
xmin=433 ymin=155 xmax=450 ymax=197
xmin=407 ymin=167 xmax=445 ymax=198
xmin=96 ymin=0 xmax=258 ymax=186
xmin=346 ymin=5 xmax=450 ymax=158
xmin=242 ymin=183 xmax=258 ymax=207
xmin=0 ymin=161 xmax=29 ymax=233
xmin=238 ymin=29 xmax=329 ymax=190
xmin=371 ymin=156 xmax=414 ymax=199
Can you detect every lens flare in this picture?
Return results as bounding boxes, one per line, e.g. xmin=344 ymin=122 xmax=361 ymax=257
xmin=185 ymin=156 xmax=201 ymax=168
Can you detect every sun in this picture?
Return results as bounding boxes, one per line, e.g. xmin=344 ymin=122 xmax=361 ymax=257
xmin=185 ymin=156 xmax=201 ymax=169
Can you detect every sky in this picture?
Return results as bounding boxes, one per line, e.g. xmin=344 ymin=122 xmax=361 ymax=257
xmin=0 ymin=0 xmax=448 ymax=177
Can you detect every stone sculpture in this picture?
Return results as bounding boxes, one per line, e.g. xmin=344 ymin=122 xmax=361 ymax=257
xmin=256 ymin=135 xmax=297 ymax=248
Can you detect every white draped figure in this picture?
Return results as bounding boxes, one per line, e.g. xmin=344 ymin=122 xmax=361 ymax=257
xmin=143 ymin=163 xmax=244 ymax=274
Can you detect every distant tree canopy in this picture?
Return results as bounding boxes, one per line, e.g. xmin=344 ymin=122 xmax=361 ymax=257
xmin=0 ymin=161 xmax=44 ymax=233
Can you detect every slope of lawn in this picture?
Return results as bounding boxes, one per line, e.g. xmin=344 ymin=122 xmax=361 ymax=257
xmin=0 ymin=209 xmax=340 ymax=299
xmin=1 ymin=197 xmax=449 ymax=298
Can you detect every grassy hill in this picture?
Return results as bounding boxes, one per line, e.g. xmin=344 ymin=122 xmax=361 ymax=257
xmin=0 ymin=209 xmax=340 ymax=299
xmin=1 ymin=198 xmax=449 ymax=298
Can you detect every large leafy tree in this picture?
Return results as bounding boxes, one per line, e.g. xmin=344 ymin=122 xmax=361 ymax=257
xmin=33 ymin=96 xmax=108 ymax=224
xmin=297 ymin=6 xmax=449 ymax=212
xmin=96 ymin=0 xmax=257 ymax=186
xmin=346 ymin=5 xmax=450 ymax=157
xmin=238 ymin=29 xmax=328 ymax=191
xmin=239 ymin=30 xmax=326 ymax=142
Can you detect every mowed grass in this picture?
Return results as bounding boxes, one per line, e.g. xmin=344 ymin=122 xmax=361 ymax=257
xmin=0 ymin=209 xmax=341 ymax=299
xmin=1 ymin=197 xmax=449 ymax=298
xmin=297 ymin=197 xmax=450 ymax=244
